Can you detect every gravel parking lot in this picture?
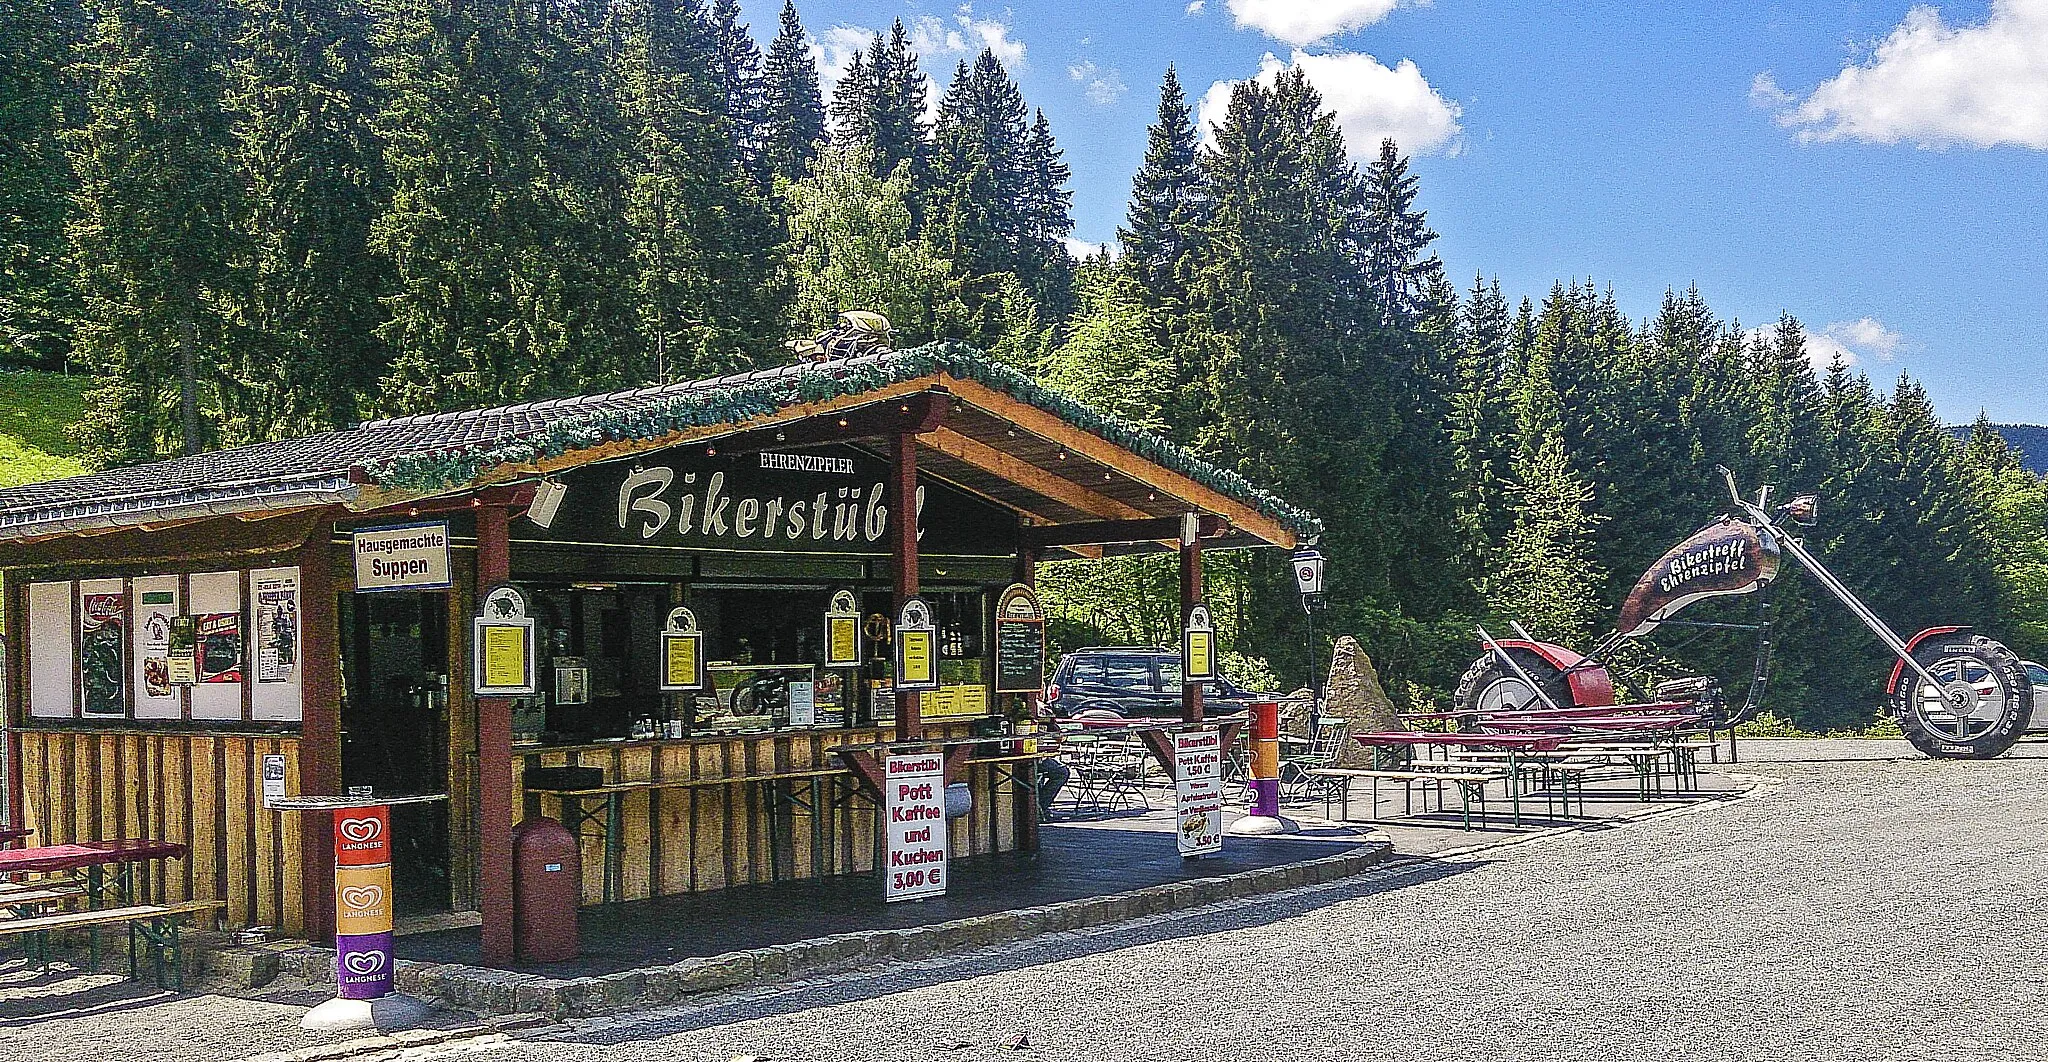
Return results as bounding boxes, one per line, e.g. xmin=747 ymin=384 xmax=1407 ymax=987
xmin=9 ymin=738 xmax=2047 ymax=1062
xmin=491 ymin=738 xmax=2048 ymax=1062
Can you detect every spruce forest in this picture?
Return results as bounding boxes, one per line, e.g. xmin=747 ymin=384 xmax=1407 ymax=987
xmin=4 ymin=0 xmax=2045 ymax=728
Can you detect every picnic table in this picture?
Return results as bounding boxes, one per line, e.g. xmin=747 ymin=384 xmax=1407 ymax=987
xmin=1349 ymin=732 xmax=1567 ymax=825
xmin=0 ymin=839 xmax=188 ymax=907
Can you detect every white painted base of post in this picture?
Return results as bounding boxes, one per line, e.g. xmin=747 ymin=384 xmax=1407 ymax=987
xmin=300 ymin=993 xmax=435 ymax=1033
xmin=1227 ymin=813 xmax=1298 ymax=836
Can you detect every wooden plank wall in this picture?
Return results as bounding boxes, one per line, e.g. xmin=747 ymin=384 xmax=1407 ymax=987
xmin=517 ymin=724 xmax=1023 ymax=905
xmin=15 ymin=729 xmax=305 ymax=936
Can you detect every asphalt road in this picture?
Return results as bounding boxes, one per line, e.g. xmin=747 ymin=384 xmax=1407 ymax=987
xmin=484 ymin=739 xmax=2048 ymax=1062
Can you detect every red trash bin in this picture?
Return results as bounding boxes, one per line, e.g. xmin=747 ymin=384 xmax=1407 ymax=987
xmin=511 ymin=817 xmax=581 ymax=963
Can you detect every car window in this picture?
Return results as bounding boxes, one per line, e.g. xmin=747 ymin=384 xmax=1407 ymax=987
xmin=1070 ymin=656 xmax=1159 ymax=691
xmin=2028 ymin=664 xmax=2048 ymax=685
xmin=1158 ymin=660 xmax=1230 ymax=695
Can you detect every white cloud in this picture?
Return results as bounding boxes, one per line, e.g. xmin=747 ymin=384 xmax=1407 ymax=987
xmin=810 ymin=25 xmax=875 ymax=101
xmin=1063 ymin=237 xmax=1117 ymax=260
xmin=1226 ymin=0 xmax=1401 ymax=46
xmin=812 ymin=6 xmax=1026 ymax=123
xmin=1069 ymin=60 xmax=1129 ymax=106
xmin=1185 ymin=0 xmax=1205 ymax=13
xmin=1755 ymin=316 xmax=1906 ymax=370
xmin=909 ymin=5 xmax=1027 ymax=72
xmin=1197 ymin=51 xmax=1462 ymax=160
xmin=1768 ymin=0 xmax=2048 ymax=149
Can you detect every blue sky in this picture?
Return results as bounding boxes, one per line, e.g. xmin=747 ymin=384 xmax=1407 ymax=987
xmin=736 ymin=0 xmax=2048 ymax=423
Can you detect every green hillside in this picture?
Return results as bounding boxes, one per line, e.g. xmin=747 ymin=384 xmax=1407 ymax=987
xmin=0 ymin=372 xmax=91 ymax=487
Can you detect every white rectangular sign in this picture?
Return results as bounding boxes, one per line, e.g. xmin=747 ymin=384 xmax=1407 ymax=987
xmin=1174 ymin=729 xmax=1225 ymax=857
xmin=352 ymin=522 xmax=452 ymax=593
xmin=882 ymin=752 xmax=948 ymax=902
xmin=261 ymin=753 xmax=287 ymax=808
xmin=787 ymin=680 xmax=816 ymax=726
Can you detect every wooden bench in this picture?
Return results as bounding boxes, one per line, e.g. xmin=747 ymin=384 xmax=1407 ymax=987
xmin=1309 ymin=767 xmax=1505 ymax=829
xmin=0 ymin=900 xmax=223 ymax=989
xmin=0 ymin=884 xmax=88 ymax=917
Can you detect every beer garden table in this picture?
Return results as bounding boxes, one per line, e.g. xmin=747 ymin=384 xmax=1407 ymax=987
xmin=1349 ymin=732 xmax=1569 ymax=826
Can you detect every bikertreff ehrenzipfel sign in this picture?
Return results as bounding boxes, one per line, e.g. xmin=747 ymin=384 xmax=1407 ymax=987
xmin=882 ymin=752 xmax=947 ymax=902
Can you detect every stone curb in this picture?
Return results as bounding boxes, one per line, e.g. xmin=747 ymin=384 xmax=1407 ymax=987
xmin=276 ymin=843 xmax=1393 ymax=1020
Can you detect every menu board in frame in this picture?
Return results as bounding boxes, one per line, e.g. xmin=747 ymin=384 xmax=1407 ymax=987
xmin=993 ymin=583 xmax=1046 ymax=694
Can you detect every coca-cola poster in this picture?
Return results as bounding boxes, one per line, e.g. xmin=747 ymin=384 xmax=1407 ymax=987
xmin=80 ymin=591 xmax=126 ymax=715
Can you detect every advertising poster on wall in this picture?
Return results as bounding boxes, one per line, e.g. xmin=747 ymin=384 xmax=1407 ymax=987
xmin=168 ymin=615 xmax=198 ymax=685
xmin=198 ymin=612 xmax=245 ymax=684
xmin=80 ymin=591 xmax=126 ymax=715
xmin=882 ymin=752 xmax=948 ymax=902
xmin=254 ymin=572 xmax=299 ymax=684
xmin=138 ymin=587 xmax=177 ymax=699
xmin=1174 ymin=729 xmax=1225 ymax=857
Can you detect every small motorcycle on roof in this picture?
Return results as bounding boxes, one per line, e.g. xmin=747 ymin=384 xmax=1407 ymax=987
xmin=1454 ymin=467 xmax=2034 ymax=759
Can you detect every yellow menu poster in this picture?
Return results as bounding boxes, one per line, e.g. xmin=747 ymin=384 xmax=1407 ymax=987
xmin=481 ymin=625 xmax=529 ymax=689
xmin=1185 ymin=629 xmax=1214 ymax=681
xmin=898 ymin=629 xmax=934 ymax=687
xmin=826 ymin=615 xmax=860 ymax=666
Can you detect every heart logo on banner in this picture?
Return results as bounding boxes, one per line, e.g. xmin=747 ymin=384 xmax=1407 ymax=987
xmin=340 ymin=885 xmax=384 ymax=911
xmin=342 ymin=951 xmax=387 ymax=976
xmin=338 ymin=818 xmax=383 ymax=843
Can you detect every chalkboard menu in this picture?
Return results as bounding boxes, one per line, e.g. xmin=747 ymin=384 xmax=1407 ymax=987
xmin=994 ymin=584 xmax=1046 ymax=694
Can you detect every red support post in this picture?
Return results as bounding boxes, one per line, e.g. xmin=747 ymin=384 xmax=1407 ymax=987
xmin=298 ymin=518 xmax=340 ymax=942
xmin=891 ymin=432 xmax=922 ymax=742
xmin=3 ymin=572 xmax=26 ymax=832
xmin=475 ymin=504 xmax=515 ymax=966
xmin=1180 ymin=518 xmax=1204 ymax=725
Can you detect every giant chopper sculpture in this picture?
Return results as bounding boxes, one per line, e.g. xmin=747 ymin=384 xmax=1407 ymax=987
xmin=1454 ymin=468 xmax=2033 ymax=759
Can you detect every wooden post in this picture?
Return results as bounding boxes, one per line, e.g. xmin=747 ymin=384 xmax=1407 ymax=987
xmin=891 ymin=432 xmax=921 ymax=743
xmin=1180 ymin=516 xmax=1204 ymax=725
xmin=475 ymin=504 xmax=515 ymax=966
xmin=3 ymin=571 xmax=25 ymax=830
xmin=1014 ymin=545 xmax=1040 ymax=851
xmin=298 ymin=518 xmax=340 ymax=942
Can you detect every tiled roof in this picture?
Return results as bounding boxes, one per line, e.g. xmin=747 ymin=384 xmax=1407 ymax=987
xmin=0 ymin=346 xmax=1323 ymax=543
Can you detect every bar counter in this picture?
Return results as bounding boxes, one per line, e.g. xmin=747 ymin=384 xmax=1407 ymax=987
xmin=515 ymin=721 xmax=1027 ymax=905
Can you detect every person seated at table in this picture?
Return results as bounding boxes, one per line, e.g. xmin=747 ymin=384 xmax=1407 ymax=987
xmin=1034 ymin=704 xmax=1070 ymax=822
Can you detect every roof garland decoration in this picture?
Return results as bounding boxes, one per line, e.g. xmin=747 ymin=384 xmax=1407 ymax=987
xmin=359 ymin=343 xmax=1323 ymax=537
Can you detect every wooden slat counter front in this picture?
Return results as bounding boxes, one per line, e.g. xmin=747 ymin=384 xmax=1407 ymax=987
xmin=516 ymin=722 xmax=1026 ymax=906
xmin=12 ymin=727 xmax=304 ymax=935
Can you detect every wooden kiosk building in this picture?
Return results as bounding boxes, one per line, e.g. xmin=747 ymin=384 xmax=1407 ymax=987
xmin=0 ymin=345 xmax=1316 ymax=963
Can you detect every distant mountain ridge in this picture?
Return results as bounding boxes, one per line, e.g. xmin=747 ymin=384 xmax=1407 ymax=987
xmin=1952 ymin=423 xmax=2048 ymax=475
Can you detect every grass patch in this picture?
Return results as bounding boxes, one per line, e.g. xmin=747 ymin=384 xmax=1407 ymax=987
xmin=1735 ymin=709 xmax=1903 ymax=740
xmin=0 ymin=370 xmax=92 ymax=487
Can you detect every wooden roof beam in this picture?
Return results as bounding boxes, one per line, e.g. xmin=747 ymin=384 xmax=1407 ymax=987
xmin=938 ymin=376 xmax=1299 ymax=549
xmin=919 ymin=427 xmax=1149 ymax=524
xmin=1020 ymin=515 xmax=1232 ymax=549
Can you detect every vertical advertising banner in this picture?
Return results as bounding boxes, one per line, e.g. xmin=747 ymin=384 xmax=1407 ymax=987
xmin=254 ymin=570 xmax=300 ymax=684
xmin=882 ymin=753 xmax=948 ymax=903
xmin=332 ymin=805 xmax=396 ymax=1001
xmin=1174 ymin=730 xmax=1225 ymax=857
xmin=79 ymin=588 xmax=126 ymax=716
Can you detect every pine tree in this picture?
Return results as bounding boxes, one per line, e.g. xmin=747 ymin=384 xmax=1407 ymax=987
xmin=1357 ymin=137 xmax=1440 ymax=325
xmin=757 ymin=0 xmax=824 ymax=184
xmin=923 ymin=50 xmax=1069 ymax=347
xmin=1449 ymin=276 xmax=1517 ymax=551
xmin=370 ymin=0 xmax=641 ymax=412
xmin=1486 ymin=432 xmax=1609 ymax=644
xmin=829 ymin=20 xmax=925 ymax=180
xmin=703 ymin=0 xmax=765 ymax=179
xmin=66 ymin=0 xmax=243 ymax=460
xmin=1118 ymin=66 xmax=1205 ymax=316
xmin=0 ymin=0 xmax=81 ymax=369
xmin=616 ymin=0 xmax=787 ymax=382
xmin=224 ymin=0 xmax=386 ymax=439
